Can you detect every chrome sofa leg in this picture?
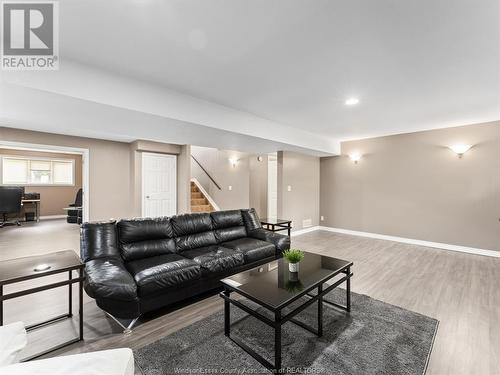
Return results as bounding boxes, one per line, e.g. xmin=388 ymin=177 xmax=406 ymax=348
xmin=123 ymin=317 xmax=140 ymax=335
xmin=105 ymin=312 xmax=140 ymax=335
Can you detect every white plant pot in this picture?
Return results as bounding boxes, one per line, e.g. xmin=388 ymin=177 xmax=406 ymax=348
xmin=289 ymin=262 xmax=299 ymax=273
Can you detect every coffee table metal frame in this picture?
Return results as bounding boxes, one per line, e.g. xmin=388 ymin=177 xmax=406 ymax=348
xmin=220 ymin=261 xmax=353 ymax=373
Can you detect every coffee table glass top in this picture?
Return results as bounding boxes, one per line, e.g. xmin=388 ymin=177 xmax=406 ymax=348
xmin=221 ymin=252 xmax=352 ymax=309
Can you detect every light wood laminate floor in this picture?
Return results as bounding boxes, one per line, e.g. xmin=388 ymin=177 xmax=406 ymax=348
xmin=1 ymin=220 xmax=499 ymax=375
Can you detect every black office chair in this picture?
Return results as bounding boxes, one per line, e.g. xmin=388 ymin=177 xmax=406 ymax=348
xmin=0 ymin=186 xmax=23 ymax=227
xmin=67 ymin=188 xmax=83 ymax=224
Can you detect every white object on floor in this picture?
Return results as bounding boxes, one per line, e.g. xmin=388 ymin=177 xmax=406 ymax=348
xmin=0 ymin=322 xmax=134 ymax=375
xmin=0 ymin=321 xmax=27 ymax=366
xmin=2 ymin=348 xmax=135 ymax=375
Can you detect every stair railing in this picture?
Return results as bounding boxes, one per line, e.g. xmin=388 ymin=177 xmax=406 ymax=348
xmin=191 ymin=155 xmax=222 ymax=190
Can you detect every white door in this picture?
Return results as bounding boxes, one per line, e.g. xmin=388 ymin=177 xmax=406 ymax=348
xmin=267 ymin=153 xmax=278 ymax=219
xmin=142 ymin=153 xmax=177 ymax=217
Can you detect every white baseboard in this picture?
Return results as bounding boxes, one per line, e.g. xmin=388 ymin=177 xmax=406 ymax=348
xmin=40 ymin=215 xmax=67 ymax=220
xmin=290 ymin=226 xmax=321 ymax=237
xmin=291 ymin=225 xmax=500 ymax=258
xmin=317 ymin=226 xmax=500 ymax=258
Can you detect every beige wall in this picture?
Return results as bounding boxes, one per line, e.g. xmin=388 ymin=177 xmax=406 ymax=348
xmin=278 ymin=151 xmax=320 ymax=232
xmin=191 ymin=146 xmax=250 ymax=210
xmin=0 ymin=148 xmax=82 ymax=216
xmin=249 ymin=155 xmax=268 ymax=218
xmin=320 ymin=121 xmax=500 ymax=251
xmin=191 ymin=146 xmax=269 ymax=214
xmin=0 ymin=127 xmax=133 ymax=221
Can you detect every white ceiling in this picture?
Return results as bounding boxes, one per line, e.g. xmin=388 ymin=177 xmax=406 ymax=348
xmin=1 ymin=0 xmax=500 ymax=154
xmin=0 ymin=83 xmax=333 ymax=156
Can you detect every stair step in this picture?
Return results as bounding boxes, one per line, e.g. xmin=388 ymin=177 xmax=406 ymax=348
xmin=192 ymin=198 xmax=207 ymax=205
xmin=190 ymin=181 xmax=215 ymax=212
xmin=191 ymin=205 xmax=212 ymax=213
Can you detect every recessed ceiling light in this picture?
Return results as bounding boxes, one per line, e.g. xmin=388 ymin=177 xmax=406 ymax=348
xmin=345 ymin=98 xmax=360 ymax=106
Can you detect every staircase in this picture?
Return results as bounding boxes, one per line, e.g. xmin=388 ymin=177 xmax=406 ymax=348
xmin=191 ymin=181 xmax=215 ymax=213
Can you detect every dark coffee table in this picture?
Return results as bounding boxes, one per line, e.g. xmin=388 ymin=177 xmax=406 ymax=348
xmin=220 ymin=252 xmax=353 ymax=372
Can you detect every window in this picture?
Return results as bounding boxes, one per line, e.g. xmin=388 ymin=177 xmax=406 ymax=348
xmin=1 ymin=157 xmax=75 ymax=186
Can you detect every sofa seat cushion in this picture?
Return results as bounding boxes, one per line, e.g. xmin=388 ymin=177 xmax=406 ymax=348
xmin=126 ymin=254 xmax=201 ymax=296
xmin=181 ymin=246 xmax=244 ymax=275
xmin=222 ymin=237 xmax=276 ymax=263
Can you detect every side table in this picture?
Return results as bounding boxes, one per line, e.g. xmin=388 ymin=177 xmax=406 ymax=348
xmin=260 ymin=217 xmax=292 ymax=237
xmin=0 ymin=250 xmax=84 ymax=361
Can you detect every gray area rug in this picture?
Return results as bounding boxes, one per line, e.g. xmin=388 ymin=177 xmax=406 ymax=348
xmin=134 ymin=289 xmax=438 ymax=375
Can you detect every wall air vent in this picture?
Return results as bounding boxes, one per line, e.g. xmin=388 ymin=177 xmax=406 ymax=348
xmin=302 ymin=219 xmax=312 ymax=228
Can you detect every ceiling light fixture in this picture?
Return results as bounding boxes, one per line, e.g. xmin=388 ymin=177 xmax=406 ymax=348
xmin=345 ymin=97 xmax=360 ymax=106
xmin=449 ymin=144 xmax=472 ymax=158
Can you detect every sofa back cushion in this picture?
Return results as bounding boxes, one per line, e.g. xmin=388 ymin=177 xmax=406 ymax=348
xmin=211 ymin=210 xmax=247 ymax=243
xmin=117 ymin=217 xmax=176 ymax=261
xmin=171 ymin=213 xmax=217 ymax=252
xmin=81 ymin=221 xmax=121 ymax=262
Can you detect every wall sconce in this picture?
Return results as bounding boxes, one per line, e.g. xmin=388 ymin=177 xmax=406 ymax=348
xmin=229 ymin=157 xmax=238 ymax=167
xmin=449 ymin=144 xmax=472 ymax=158
xmin=349 ymin=153 xmax=362 ymax=164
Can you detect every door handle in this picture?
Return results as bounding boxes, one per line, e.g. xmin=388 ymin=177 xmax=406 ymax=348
xmin=145 ymin=195 xmax=150 ymax=199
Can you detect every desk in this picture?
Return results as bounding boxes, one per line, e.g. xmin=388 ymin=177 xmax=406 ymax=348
xmin=62 ymin=206 xmax=82 ymax=211
xmin=21 ymin=199 xmax=40 ymax=222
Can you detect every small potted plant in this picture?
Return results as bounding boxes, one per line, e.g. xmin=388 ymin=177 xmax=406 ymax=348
xmin=283 ymin=249 xmax=305 ymax=272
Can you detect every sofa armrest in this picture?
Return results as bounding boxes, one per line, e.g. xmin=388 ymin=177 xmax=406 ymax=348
xmin=248 ymin=229 xmax=290 ymax=256
xmin=84 ymin=258 xmax=138 ymax=302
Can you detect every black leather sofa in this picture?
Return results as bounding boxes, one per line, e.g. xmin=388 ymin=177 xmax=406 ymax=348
xmin=81 ymin=209 xmax=290 ymax=328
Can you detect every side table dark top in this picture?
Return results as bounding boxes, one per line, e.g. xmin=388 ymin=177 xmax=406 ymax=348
xmin=0 ymin=250 xmax=85 ymax=361
xmin=260 ymin=218 xmax=292 ymax=225
xmin=260 ymin=218 xmax=293 ymax=236
xmin=0 ymin=250 xmax=83 ymax=285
